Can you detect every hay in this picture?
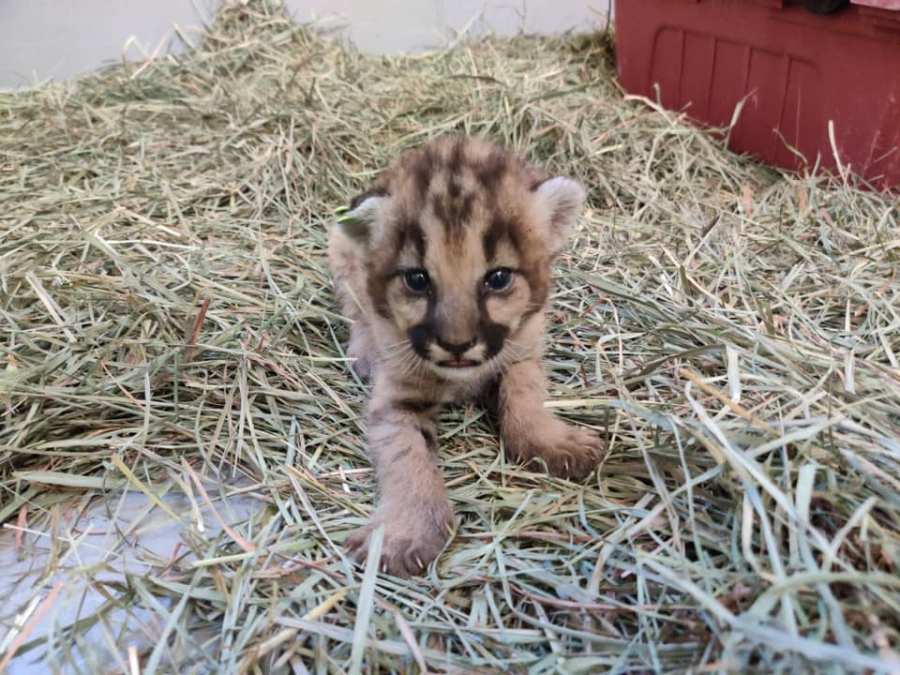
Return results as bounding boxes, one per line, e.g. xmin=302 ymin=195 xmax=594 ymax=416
xmin=1 ymin=1 xmax=899 ymax=672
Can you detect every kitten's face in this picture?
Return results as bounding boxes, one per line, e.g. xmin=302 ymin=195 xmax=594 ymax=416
xmin=337 ymin=136 xmax=585 ymax=380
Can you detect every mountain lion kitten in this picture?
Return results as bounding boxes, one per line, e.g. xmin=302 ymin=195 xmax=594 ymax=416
xmin=328 ymin=136 xmax=603 ymax=576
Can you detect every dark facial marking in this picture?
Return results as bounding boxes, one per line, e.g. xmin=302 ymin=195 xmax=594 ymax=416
xmin=366 ymin=262 xmax=392 ymax=320
xmin=432 ymin=145 xmax=475 ymax=235
xmin=479 ymin=316 xmax=509 ymax=358
xmin=517 ymin=259 xmax=550 ymax=324
xmin=442 ymin=138 xmax=473 ymax=230
xmin=448 ymin=136 xmax=465 ymax=176
xmin=396 ymin=218 xmax=426 ymax=259
xmin=475 ymin=151 xmax=508 ymax=192
xmin=431 ymin=195 xmax=450 ymax=231
xmin=411 ymin=148 xmax=436 ymax=202
xmin=407 ymin=322 xmax=432 ymax=359
xmin=475 ymin=287 xmax=510 ymax=359
xmin=482 ymin=215 xmax=521 ymax=261
xmin=366 ymin=213 xmax=428 ymax=318
xmin=349 ymin=186 xmax=388 ymax=210
xmin=522 ymin=244 xmax=552 ymax=317
xmin=407 ymin=284 xmax=438 ymax=357
xmin=458 ymin=192 xmax=475 ymax=224
xmin=448 ymin=174 xmax=462 ymax=198
xmin=432 ymin=191 xmax=475 ymax=236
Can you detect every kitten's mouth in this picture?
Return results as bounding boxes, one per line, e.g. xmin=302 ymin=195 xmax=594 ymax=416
xmin=436 ymin=358 xmax=479 ymax=369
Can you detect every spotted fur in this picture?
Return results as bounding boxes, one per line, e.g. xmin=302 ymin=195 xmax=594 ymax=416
xmin=328 ymin=136 xmax=603 ymax=576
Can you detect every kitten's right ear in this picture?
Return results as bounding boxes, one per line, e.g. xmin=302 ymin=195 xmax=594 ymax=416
xmin=532 ymin=176 xmax=586 ymax=256
xmin=336 ymin=189 xmax=388 ymax=246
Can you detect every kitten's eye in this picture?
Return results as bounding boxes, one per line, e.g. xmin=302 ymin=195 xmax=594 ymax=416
xmin=484 ymin=268 xmax=513 ymax=292
xmin=403 ymin=269 xmax=431 ymax=294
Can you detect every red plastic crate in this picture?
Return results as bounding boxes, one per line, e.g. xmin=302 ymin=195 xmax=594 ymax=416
xmin=614 ymin=0 xmax=900 ymax=189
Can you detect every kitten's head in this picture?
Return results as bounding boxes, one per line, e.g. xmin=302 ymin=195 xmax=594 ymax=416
xmin=337 ymin=136 xmax=585 ymax=380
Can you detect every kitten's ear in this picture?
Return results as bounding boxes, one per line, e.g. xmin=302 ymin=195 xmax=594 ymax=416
xmin=533 ymin=177 xmax=586 ymax=255
xmin=336 ymin=189 xmax=388 ymax=246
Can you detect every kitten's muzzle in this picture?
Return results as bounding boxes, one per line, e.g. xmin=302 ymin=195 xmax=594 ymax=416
xmin=431 ymin=335 xmax=483 ymax=368
xmin=435 ymin=336 xmax=476 ymax=356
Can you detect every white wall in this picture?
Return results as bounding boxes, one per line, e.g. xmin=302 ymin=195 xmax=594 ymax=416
xmin=0 ymin=0 xmax=611 ymax=89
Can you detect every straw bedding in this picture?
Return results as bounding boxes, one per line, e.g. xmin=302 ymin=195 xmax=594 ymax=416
xmin=1 ymin=1 xmax=898 ymax=672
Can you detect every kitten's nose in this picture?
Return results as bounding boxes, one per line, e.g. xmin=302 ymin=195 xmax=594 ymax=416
xmin=436 ymin=336 xmax=476 ymax=356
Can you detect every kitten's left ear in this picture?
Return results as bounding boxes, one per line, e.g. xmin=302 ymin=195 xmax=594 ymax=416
xmin=335 ymin=188 xmax=388 ymax=247
xmin=533 ymin=176 xmax=586 ymax=255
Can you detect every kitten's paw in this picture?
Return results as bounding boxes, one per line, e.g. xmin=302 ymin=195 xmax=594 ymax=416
xmin=345 ymin=501 xmax=454 ymax=577
xmin=506 ymin=420 xmax=604 ymax=481
xmin=545 ymin=424 xmax=605 ymax=479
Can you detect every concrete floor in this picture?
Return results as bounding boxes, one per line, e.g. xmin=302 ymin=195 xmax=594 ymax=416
xmin=0 ymin=0 xmax=611 ymax=89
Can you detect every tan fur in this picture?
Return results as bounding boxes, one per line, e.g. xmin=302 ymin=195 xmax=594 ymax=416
xmin=328 ymin=136 xmax=603 ymax=576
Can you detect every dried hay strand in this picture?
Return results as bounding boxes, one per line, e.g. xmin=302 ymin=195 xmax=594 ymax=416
xmin=1 ymin=1 xmax=898 ymax=672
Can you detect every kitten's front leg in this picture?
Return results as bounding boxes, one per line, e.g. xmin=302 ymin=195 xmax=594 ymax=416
xmin=346 ymin=385 xmax=453 ymax=577
xmin=499 ymin=358 xmax=604 ymax=480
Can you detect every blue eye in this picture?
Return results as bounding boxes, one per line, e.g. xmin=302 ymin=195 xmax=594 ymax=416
xmin=484 ymin=268 xmax=513 ymax=292
xmin=403 ymin=269 xmax=431 ymax=294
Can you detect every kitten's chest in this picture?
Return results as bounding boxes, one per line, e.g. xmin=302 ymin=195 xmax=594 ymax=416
xmin=436 ymin=371 xmax=495 ymax=404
